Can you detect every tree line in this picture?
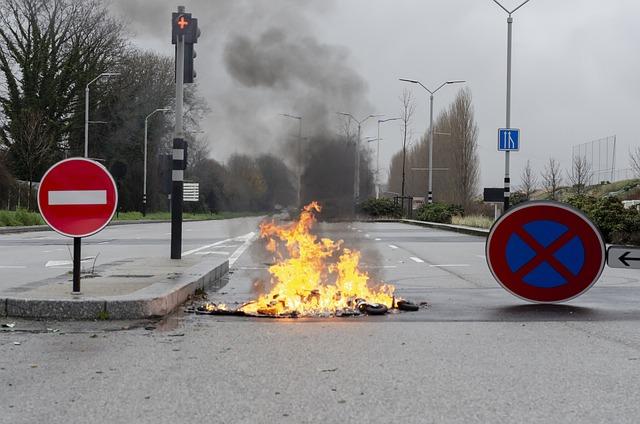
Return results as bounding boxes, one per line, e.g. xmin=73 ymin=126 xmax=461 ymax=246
xmin=0 ymin=0 xmax=301 ymax=214
xmin=387 ymin=87 xmax=480 ymax=209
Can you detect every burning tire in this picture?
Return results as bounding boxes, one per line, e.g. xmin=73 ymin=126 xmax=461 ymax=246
xmin=397 ymin=300 xmax=419 ymax=312
xmin=359 ymin=303 xmax=388 ymax=315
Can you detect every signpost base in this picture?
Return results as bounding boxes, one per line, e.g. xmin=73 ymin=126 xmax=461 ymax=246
xmin=72 ymin=237 xmax=81 ymax=294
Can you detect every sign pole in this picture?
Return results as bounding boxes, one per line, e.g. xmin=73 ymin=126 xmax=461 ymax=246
xmin=171 ymin=5 xmax=186 ymax=260
xmin=73 ymin=237 xmax=81 ymax=294
xmin=503 ymin=15 xmax=513 ymax=211
xmin=37 ymin=158 xmax=118 ymax=294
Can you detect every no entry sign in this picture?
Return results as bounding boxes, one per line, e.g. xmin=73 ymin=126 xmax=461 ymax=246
xmin=38 ymin=158 xmax=118 ymax=238
xmin=486 ymin=201 xmax=605 ymax=303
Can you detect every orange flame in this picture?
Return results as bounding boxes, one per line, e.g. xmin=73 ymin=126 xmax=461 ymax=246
xmin=239 ymin=201 xmax=395 ymax=317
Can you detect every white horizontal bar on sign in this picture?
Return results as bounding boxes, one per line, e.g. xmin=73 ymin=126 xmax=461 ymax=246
xmin=48 ymin=190 xmax=107 ymax=205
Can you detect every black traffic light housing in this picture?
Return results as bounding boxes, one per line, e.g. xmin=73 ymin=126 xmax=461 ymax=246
xmin=172 ymin=12 xmax=200 ymax=83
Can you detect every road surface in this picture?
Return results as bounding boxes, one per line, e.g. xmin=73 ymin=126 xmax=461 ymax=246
xmin=1 ymin=220 xmax=640 ymax=423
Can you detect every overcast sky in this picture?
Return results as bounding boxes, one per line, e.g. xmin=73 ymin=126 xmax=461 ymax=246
xmin=112 ymin=0 xmax=640 ymax=189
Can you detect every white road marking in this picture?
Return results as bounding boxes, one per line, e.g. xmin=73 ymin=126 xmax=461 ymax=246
xmin=388 ymin=244 xmax=399 ymax=249
xmin=48 ymin=190 xmax=106 ymax=205
xmin=364 ymin=234 xmax=370 ymax=238
xmin=410 ymin=257 xmax=424 ymax=263
xmin=183 ymin=238 xmax=238 ymax=256
xmin=45 ymin=257 xmax=96 ymax=268
xmin=194 ymin=251 xmax=229 ymax=256
xmin=375 ymin=238 xmax=381 ymax=241
xmin=98 ymin=241 xmax=109 ymax=245
xmin=228 ymin=232 xmax=257 ymax=266
xmin=429 ymin=264 xmax=470 ymax=268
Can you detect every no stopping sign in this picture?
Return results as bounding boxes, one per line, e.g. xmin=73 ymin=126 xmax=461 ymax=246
xmin=486 ymin=201 xmax=605 ymax=303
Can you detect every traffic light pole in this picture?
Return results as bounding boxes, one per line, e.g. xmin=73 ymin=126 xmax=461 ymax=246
xmin=171 ymin=6 xmax=186 ymax=260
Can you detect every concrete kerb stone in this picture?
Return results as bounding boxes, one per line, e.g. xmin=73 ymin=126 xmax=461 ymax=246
xmin=3 ymin=260 xmax=229 ymax=320
xmin=372 ymin=218 xmax=489 ymax=238
xmin=6 ymin=298 xmax=106 ymax=320
xmin=105 ymin=261 xmax=229 ymax=319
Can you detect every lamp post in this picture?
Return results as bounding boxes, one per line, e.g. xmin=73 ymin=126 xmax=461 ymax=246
xmin=375 ymin=118 xmax=401 ymax=199
xmin=492 ymin=0 xmax=531 ymax=211
xmin=85 ymin=72 xmax=120 ymax=158
xmin=399 ymin=78 xmax=465 ymax=204
xmin=337 ymin=113 xmax=382 ymax=208
xmin=279 ymin=114 xmax=303 ymax=208
xmin=143 ymin=108 xmax=171 ymax=217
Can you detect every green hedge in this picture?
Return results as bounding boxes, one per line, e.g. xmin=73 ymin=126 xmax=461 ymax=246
xmin=566 ymin=195 xmax=640 ymax=245
xmin=415 ymin=203 xmax=464 ymax=224
xmin=360 ymin=198 xmax=402 ymax=218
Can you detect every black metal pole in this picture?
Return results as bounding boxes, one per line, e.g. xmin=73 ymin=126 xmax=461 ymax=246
xmin=170 ymin=137 xmax=184 ymax=259
xmin=73 ymin=237 xmax=81 ymax=293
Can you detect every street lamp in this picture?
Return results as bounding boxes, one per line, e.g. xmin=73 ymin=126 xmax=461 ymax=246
xmin=492 ymin=0 xmax=531 ymax=211
xmin=279 ymin=113 xmax=303 ymax=208
xmin=399 ymin=78 xmax=465 ymax=204
xmin=85 ymin=72 xmax=120 ymax=158
xmin=337 ymin=112 xmax=382 ymax=207
xmin=376 ymin=117 xmax=401 ymax=199
xmin=143 ymin=108 xmax=171 ymax=217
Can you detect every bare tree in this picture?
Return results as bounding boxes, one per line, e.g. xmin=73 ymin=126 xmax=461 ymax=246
xmin=399 ymin=88 xmax=415 ymax=198
xmin=520 ymin=160 xmax=538 ymax=200
xmin=446 ymin=88 xmax=479 ymax=207
xmin=631 ymin=147 xmax=640 ymax=178
xmin=567 ymin=154 xmax=593 ymax=195
xmin=542 ymin=158 xmax=563 ymax=200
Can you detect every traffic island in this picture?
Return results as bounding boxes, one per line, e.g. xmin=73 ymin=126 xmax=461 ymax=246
xmin=0 ymin=256 xmax=228 ymax=320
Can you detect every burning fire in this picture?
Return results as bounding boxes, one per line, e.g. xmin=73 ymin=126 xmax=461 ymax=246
xmin=235 ymin=201 xmax=396 ymax=317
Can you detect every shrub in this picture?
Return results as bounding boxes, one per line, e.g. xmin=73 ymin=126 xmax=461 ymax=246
xmin=565 ymin=195 xmax=640 ymax=245
xmin=360 ymin=198 xmax=402 ymax=218
xmin=415 ymin=203 xmax=464 ymax=224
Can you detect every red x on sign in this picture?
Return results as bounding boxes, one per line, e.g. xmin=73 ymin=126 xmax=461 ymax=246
xmin=486 ymin=201 xmax=605 ymax=303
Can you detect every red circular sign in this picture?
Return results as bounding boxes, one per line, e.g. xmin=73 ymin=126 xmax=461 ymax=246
xmin=486 ymin=201 xmax=605 ymax=303
xmin=37 ymin=158 xmax=118 ymax=238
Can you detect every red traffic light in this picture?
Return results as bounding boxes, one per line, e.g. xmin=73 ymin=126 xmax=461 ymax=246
xmin=177 ymin=15 xmax=189 ymax=30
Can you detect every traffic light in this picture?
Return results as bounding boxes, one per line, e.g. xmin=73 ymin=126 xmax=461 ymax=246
xmin=172 ymin=12 xmax=200 ymax=83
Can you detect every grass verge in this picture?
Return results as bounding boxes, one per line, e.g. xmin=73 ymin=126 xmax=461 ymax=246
xmin=0 ymin=209 xmax=262 ymax=227
xmin=451 ymin=215 xmax=493 ymax=229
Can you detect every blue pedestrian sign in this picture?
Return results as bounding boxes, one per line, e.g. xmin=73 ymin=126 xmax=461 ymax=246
xmin=498 ymin=128 xmax=520 ymax=151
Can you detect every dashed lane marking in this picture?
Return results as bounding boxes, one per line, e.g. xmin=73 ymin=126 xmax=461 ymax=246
xmin=410 ymin=257 xmax=425 ymax=263
xmin=388 ymin=244 xmax=399 ymax=249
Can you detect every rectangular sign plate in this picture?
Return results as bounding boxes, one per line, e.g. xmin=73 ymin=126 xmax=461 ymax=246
xmin=483 ymin=188 xmax=504 ymax=203
xmin=607 ymin=246 xmax=640 ymax=269
xmin=498 ymin=128 xmax=520 ymax=151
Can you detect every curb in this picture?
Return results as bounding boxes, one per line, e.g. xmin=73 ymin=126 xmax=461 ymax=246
xmin=374 ymin=218 xmax=490 ymax=238
xmin=0 ymin=260 xmax=229 ymax=320
xmin=0 ymin=218 xmax=220 ymax=235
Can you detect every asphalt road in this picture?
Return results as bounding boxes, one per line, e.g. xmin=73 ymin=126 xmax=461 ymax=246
xmin=2 ymin=220 xmax=640 ymax=423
